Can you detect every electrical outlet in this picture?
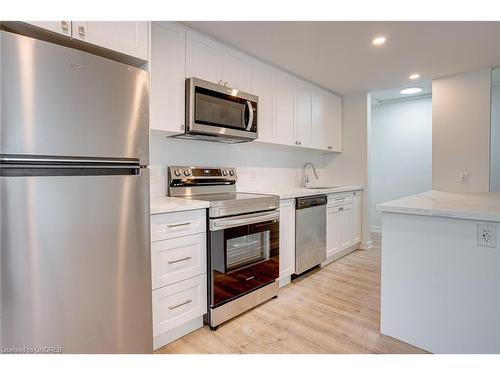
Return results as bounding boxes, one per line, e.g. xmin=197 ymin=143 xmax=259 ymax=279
xmin=458 ymin=172 xmax=469 ymax=184
xmin=477 ymin=224 xmax=497 ymax=248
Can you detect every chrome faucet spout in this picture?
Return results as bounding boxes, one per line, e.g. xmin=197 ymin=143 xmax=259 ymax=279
xmin=302 ymin=162 xmax=319 ymax=188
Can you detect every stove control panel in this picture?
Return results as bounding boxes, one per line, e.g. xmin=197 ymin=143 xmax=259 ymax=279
xmin=168 ymin=166 xmax=237 ymax=187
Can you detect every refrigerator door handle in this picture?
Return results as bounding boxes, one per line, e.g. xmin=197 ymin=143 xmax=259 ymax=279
xmin=0 ymin=155 xmax=140 ymax=166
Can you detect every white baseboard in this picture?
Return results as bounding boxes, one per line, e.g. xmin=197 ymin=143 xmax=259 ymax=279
xmin=321 ymin=242 xmax=360 ymax=267
xmin=278 ymin=275 xmax=291 ymax=288
xmin=371 ymin=225 xmax=382 ymax=234
xmin=154 ymin=316 xmax=203 ymax=351
xmin=358 ymin=240 xmax=373 ymax=251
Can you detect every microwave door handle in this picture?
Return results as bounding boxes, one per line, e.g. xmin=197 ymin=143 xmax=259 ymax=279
xmin=246 ymin=101 xmax=254 ymax=131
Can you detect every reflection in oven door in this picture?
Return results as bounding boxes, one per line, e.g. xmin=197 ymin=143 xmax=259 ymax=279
xmin=209 ymin=214 xmax=279 ymax=308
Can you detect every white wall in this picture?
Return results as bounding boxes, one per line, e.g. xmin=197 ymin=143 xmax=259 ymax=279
xmin=150 ymin=136 xmax=334 ymax=197
xmin=326 ymin=92 xmax=372 ymax=249
xmin=371 ymin=97 xmax=433 ymax=231
xmin=432 ymin=68 xmax=491 ymax=192
xmin=490 ymin=83 xmax=500 ymax=192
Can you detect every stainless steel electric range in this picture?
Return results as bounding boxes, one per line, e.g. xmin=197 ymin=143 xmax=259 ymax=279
xmin=168 ymin=166 xmax=280 ymax=330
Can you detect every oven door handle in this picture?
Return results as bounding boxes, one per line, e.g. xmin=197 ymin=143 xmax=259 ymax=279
xmin=210 ymin=211 xmax=279 ymax=231
xmin=245 ymin=101 xmax=254 ymax=131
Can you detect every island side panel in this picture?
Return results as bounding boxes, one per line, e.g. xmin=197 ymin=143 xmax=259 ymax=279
xmin=380 ymin=212 xmax=500 ymax=354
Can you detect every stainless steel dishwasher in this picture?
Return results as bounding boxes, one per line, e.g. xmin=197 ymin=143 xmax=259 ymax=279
xmin=295 ymin=195 xmax=327 ymax=274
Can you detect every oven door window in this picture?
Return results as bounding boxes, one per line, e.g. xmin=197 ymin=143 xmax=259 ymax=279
xmin=226 ymin=226 xmax=271 ymax=272
xmin=211 ymin=218 xmax=279 ymax=274
xmin=194 ymin=86 xmax=257 ymax=131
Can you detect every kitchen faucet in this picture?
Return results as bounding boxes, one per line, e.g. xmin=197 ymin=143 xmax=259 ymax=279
xmin=302 ymin=162 xmax=319 ymax=188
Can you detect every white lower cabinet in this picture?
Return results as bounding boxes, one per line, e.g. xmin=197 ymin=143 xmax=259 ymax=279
xmin=326 ymin=206 xmax=341 ymax=258
xmin=151 ymin=209 xmax=207 ymax=350
xmin=325 ymin=191 xmax=362 ymax=262
xmin=153 ymin=274 xmax=207 ymax=349
xmin=339 ymin=204 xmax=353 ymax=250
xmin=279 ymin=199 xmax=296 ymax=286
xmin=352 ymin=191 xmax=362 ymax=244
xmin=151 ymin=233 xmax=206 ymax=290
xmin=151 ymin=209 xmax=206 ymax=242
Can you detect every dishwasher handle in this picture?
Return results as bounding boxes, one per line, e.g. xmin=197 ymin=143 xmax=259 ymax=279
xmin=295 ymin=195 xmax=327 ymax=209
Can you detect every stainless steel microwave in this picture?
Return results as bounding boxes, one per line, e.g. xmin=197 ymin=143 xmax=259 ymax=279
xmin=180 ymin=77 xmax=258 ymax=143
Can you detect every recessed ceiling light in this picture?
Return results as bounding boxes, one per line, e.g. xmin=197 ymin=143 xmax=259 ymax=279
xmin=372 ymin=36 xmax=386 ymax=46
xmin=409 ymin=73 xmax=420 ymax=80
xmin=400 ymin=87 xmax=422 ymax=95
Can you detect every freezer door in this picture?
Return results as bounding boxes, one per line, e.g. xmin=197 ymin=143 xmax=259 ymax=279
xmin=0 ymin=170 xmax=152 ymax=353
xmin=0 ymin=31 xmax=149 ymax=164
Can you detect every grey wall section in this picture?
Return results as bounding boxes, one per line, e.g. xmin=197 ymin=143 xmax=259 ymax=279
xmin=490 ymin=83 xmax=500 ymax=192
xmin=432 ymin=68 xmax=491 ymax=192
xmin=326 ymin=92 xmax=372 ymax=249
xmin=371 ymin=98 xmax=433 ymax=231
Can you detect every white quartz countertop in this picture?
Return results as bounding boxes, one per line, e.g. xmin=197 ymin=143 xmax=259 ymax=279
xmin=240 ymin=186 xmax=363 ymax=200
xmin=150 ymin=196 xmax=210 ymax=215
xmin=377 ymin=190 xmax=500 ymax=222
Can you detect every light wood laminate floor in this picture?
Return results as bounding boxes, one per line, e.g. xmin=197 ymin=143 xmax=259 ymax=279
xmin=156 ymin=237 xmax=426 ymax=354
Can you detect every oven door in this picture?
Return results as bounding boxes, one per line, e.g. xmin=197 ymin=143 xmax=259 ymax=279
xmin=186 ymin=77 xmax=258 ymax=141
xmin=209 ymin=210 xmax=279 ymax=308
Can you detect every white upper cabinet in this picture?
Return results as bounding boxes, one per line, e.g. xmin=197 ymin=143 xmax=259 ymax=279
xmin=274 ymin=70 xmax=296 ymax=146
xmin=185 ymin=30 xmax=222 ymax=83
xmin=72 ymin=21 xmax=148 ymax=61
xmin=24 ymin=21 xmax=72 ymax=37
xmin=251 ymin=59 xmax=275 ymax=143
xmin=222 ymin=47 xmax=252 ymax=92
xmin=150 ymin=22 xmax=186 ymax=136
xmin=146 ymin=24 xmax=342 ymax=152
xmin=312 ymin=87 xmax=342 ymax=152
xmin=294 ymin=78 xmax=313 ymax=148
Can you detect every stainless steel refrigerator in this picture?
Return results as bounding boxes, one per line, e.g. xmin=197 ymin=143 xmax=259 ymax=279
xmin=0 ymin=31 xmax=152 ymax=353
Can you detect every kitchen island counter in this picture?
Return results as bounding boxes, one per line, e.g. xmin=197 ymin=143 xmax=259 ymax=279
xmin=378 ymin=190 xmax=500 ymax=354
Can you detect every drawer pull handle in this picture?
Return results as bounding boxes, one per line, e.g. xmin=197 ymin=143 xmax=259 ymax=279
xmin=167 ymin=222 xmax=191 ymax=228
xmin=78 ymin=25 xmax=85 ymax=37
xmin=168 ymin=299 xmax=192 ymax=310
xmin=246 ymin=276 xmax=255 ymax=281
xmin=168 ymin=256 xmax=192 ymax=264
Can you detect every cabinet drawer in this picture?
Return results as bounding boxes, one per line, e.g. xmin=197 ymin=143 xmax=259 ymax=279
xmin=327 ymin=193 xmax=353 ymax=207
xmin=151 ymin=233 xmax=207 ymax=289
xmin=153 ymin=274 xmax=207 ymax=335
xmin=151 ymin=209 xmax=206 ymax=242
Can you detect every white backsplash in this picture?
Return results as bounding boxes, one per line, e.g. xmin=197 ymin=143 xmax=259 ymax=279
xmin=150 ymin=135 xmax=335 ymax=197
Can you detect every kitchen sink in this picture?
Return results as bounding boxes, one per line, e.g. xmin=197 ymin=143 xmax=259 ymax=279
xmin=306 ymin=186 xmax=339 ymax=189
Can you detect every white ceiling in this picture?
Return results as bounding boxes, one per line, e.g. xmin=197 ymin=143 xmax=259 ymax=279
xmin=371 ymin=80 xmax=432 ymax=104
xmin=184 ymin=21 xmax=500 ymax=95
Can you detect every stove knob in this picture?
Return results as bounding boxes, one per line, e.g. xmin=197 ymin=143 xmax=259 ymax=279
xmin=229 ymin=170 xmax=235 ymax=176
xmin=173 ymin=169 xmax=181 ymax=177
xmin=222 ymin=170 xmax=228 ymax=176
xmin=183 ymin=169 xmax=191 ymax=177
